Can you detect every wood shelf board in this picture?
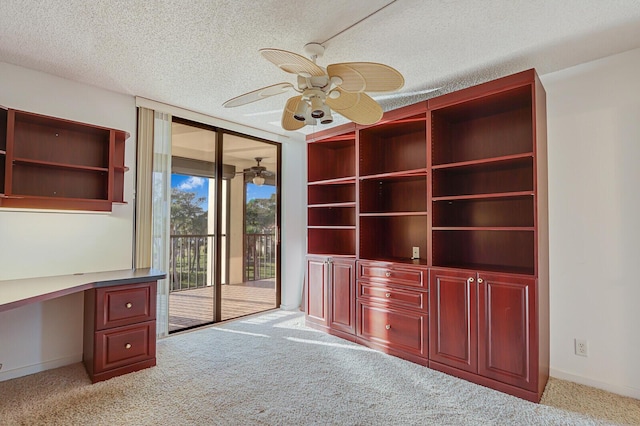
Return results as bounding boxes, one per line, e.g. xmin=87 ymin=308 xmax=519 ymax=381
xmin=308 ymin=202 xmax=356 ymax=208
xmin=432 ymin=191 xmax=534 ymax=202
xmin=359 ymin=168 xmax=428 ymax=180
xmin=432 ymin=226 xmax=534 ymax=231
xmin=431 ymin=262 xmax=535 ymax=276
xmin=360 ymin=211 xmax=428 ymax=217
xmin=358 ymin=256 xmax=428 ymax=266
xmin=307 ymin=225 xmax=357 ymax=230
xmin=431 ymin=152 xmax=533 ymax=170
xmin=307 ymin=176 xmax=357 ymax=185
xmin=13 ymin=157 xmax=109 ymax=172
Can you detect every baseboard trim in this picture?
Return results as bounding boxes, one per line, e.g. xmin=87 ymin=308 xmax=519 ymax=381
xmin=550 ymin=368 xmax=640 ymax=399
xmin=0 ymin=354 xmax=82 ymax=382
xmin=279 ymin=303 xmax=302 ymax=311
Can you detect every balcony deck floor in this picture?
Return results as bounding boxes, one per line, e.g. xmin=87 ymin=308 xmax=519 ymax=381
xmin=168 ymin=279 xmax=277 ymax=332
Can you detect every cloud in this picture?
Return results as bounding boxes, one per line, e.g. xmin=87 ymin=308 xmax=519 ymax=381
xmin=178 ymin=176 xmax=205 ymax=190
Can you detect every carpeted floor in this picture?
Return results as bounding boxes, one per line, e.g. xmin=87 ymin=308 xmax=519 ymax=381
xmin=1 ymin=310 xmax=639 ymax=425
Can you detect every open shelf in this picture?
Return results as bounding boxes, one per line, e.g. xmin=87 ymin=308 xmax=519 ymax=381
xmin=432 ymin=195 xmax=534 ymax=227
xmin=432 ymin=156 xmax=533 ymax=198
xmin=308 ymin=182 xmax=355 ymax=205
xmin=360 ymin=175 xmax=427 ymax=214
xmin=308 ymin=228 xmax=356 ymax=256
xmin=308 ymin=205 xmax=356 ymax=227
xmin=12 ymin=163 xmax=108 ymax=199
xmin=431 ymin=85 xmax=533 ymax=166
xmin=360 ymin=215 xmax=428 ymax=264
xmin=432 ymin=229 xmax=535 ymax=275
xmin=308 ymin=136 xmax=355 ymax=182
xmin=359 ymin=114 xmax=427 ymax=176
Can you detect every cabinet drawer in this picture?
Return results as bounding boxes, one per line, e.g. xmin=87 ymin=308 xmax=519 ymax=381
xmin=358 ymin=262 xmax=426 ymax=288
xmin=358 ymin=282 xmax=428 ymax=313
xmin=94 ymin=321 xmax=156 ymax=373
xmin=96 ymin=282 xmax=156 ymax=330
xmin=357 ymin=302 xmax=427 ymax=358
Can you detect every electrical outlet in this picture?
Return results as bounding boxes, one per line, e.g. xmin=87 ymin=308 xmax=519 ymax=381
xmin=412 ymin=247 xmax=420 ymax=259
xmin=575 ymin=338 xmax=588 ymax=357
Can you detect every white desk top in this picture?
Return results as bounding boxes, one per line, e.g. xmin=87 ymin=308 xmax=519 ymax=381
xmin=0 ymin=268 xmax=165 ymax=313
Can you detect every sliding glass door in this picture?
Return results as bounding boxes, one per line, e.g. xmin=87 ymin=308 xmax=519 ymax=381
xmin=167 ymin=118 xmax=280 ymax=333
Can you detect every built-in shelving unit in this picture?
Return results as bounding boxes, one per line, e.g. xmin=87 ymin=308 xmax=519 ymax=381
xmin=0 ymin=107 xmax=129 ymax=211
xmin=305 ymin=69 xmax=548 ymax=402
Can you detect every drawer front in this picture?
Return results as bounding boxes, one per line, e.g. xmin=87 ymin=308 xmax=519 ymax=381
xmin=96 ymin=282 xmax=157 ymax=330
xmin=94 ymin=321 xmax=156 ymax=373
xmin=358 ymin=282 xmax=428 ymax=313
xmin=357 ymin=302 xmax=427 ymax=358
xmin=358 ymin=262 xmax=426 ymax=288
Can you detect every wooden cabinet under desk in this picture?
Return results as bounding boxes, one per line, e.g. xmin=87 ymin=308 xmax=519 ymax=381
xmin=83 ymin=281 xmax=157 ymax=383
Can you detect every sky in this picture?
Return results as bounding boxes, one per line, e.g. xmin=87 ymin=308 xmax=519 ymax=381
xmin=171 ymin=174 xmax=275 ymax=211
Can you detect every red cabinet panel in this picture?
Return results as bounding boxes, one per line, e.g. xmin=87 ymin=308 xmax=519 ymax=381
xmin=429 ymin=268 xmax=477 ymax=373
xmin=329 ymin=258 xmax=356 ymax=335
xmin=478 ymin=273 xmax=536 ymax=390
xmin=305 ymin=257 xmax=329 ymax=327
xmin=358 ymin=281 xmax=428 ymax=313
xmin=357 ymin=302 xmax=427 ymax=359
xmin=94 ymin=321 xmax=156 ymax=373
xmin=96 ymin=282 xmax=156 ymax=330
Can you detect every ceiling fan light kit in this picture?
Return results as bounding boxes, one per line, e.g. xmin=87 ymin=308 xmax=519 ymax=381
xmin=223 ymin=43 xmax=405 ymax=131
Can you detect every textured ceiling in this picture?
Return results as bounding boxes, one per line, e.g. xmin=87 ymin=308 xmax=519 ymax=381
xmin=1 ymin=0 xmax=640 ymax=138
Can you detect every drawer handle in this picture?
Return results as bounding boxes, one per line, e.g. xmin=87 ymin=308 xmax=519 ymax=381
xmin=468 ymin=277 xmax=475 ymax=283
xmin=126 ymin=302 xmax=132 ymax=309
xmin=125 ymin=343 xmax=132 ymax=349
xmin=385 ymin=292 xmax=391 ymax=298
xmin=385 ymin=272 xmax=391 ymax=277
xmin=385 ymin=324 xmax=391 ymax=330
xmin=477 ymin=278 xmax=483 ymax=284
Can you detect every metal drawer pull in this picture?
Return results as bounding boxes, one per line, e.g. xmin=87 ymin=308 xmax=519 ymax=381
xmin=468 ymin=277 xmax=474 ymax=283
xmin=126 ymin=302 xmax=132 ymax=309
xmin=385 ymin=272 xmax=391 ymax=277
xmin=385 ymin=324 xmax=391 ymax=330
xmin=385 ymin=292 xmax=391 ymax=298
xmin=477 ymin=278 xmax=483 ymax=283
xmin=125 ymin=343 xmax=132 ymax=349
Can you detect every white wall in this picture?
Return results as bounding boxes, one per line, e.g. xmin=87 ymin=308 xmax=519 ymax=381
xmin=542 ymin=48 xmax=640 ymax=399
xmin=0 ymin=61 xmax=137 ymax=380
xmin=280 ymin=140 xmax=307 ymax=310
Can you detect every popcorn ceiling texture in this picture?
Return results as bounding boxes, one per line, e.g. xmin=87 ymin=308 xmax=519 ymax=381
xmin=1 ymin=0 xmax=640 ymax=135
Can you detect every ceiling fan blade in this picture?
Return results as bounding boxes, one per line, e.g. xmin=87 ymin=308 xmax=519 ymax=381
xmin=282 ymin=96 xmax=306 ymax=131
xmin=223 ymin=82 xmax=293 ymax=108
xmin=326 ymin=89 xmax=383 ymax=125
xmin=327 ymin=62 xmax=404 ymax=93
xmin=260 ymin=48 xmax=325 ymax=77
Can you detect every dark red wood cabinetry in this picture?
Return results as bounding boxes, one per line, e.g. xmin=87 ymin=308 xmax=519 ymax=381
xmin=305 ymin=69 xmax=548 ymax=402
xmin=84 ymin=281 xmax=157 ymax=383
xmin=305 ymin=255 xmax=356 ymax=338
xmin=0 ymin=107 xmax=129 ymax=211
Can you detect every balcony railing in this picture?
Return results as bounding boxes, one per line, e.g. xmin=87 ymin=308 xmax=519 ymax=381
xmin=169 ymin=233 xmax=276 ymax=293
xmin=244 ymin=233 xmax=276 ymax=282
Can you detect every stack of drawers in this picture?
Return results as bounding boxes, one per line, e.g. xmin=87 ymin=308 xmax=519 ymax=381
xmin=356 ymin=261 xmax=429 ymax=365
xmin=83 ymin=281 xmax=157 ymax=383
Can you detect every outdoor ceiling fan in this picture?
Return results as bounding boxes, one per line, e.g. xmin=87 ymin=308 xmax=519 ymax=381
xmin=223 ymin=43 xmax=404 ymax=130
xmin=238 ymin=157 xmax=275 ymax=186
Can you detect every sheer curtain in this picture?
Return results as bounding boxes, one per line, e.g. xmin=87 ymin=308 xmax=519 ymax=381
xmin=135 ymin=107 xmax=172 ymax=338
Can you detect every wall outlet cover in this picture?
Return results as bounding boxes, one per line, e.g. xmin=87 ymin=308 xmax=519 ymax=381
xmin=412 ymin=247 xmax=420 ymax=259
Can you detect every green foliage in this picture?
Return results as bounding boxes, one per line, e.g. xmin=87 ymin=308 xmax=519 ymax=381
xmin=246 ymin=192 xmax=276 ymax=234
xmin=171 ymin=188 xmax=207 ymax=235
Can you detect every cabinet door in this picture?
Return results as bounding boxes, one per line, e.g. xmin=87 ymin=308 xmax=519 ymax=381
xmin=429 ymin=268 xmax=477 ymax=373
xmin=478 ymin=273 xmax=536 ymax=390
xmin=329 ymin=258 xmax=356 ymax=335
xmin=305 ymin=256 xmax=329 ymax=327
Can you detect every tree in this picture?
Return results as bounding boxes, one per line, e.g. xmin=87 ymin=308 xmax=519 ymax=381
xmin=171 ymin=188 xmax=207 ymax=235
xmin=245 ymin=192 xmax=276 ymax=234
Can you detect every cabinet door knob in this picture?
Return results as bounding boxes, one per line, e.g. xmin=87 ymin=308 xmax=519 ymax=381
xmin=385 ymin=271 xmax=391 ymax=277
xmin=385 ymin=324 xmax=391 ymax=330
xmin=125 ymin=343 xmax=132 ymax=349
xmin=468 ymin=277 xmax=475 ymax=283
xmin=126 ymin=302 xmax=132 ymax=309
xmin=385 ymin=292 xmax=391 ymax=298
xmin=477 ymin=278 xmax=483 ymax=284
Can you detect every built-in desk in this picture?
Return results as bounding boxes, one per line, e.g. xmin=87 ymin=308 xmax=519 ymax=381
xmin=0 ymin=268 xmax=165 ymax=382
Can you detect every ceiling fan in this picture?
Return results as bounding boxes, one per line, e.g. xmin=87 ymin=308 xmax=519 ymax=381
xmin=223 ymin=43 xmax=404 ymax=131
xmin=238 ymin=157 xmax=275 ymax=186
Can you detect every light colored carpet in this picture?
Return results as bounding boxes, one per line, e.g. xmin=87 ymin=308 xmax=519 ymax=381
xmin=1 ymin=310 xmax=639 ymax=425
